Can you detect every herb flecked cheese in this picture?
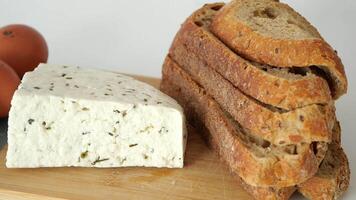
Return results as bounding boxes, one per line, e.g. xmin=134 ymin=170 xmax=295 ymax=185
xmin=6 ymin=64 xmax=187 ymax=168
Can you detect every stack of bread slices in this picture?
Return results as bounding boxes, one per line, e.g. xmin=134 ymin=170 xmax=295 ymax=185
xmin=160 ymin=1 xmax=350 ymax=199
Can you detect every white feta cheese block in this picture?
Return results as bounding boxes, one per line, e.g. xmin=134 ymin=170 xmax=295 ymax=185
xmin=6 ymin=64 xmax=187 ymax=168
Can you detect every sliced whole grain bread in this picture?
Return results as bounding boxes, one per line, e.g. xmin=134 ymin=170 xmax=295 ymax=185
xmin=173 ymin=3 xmax=332 ymax=111
xmin=332 ymin=121 xmax=341 ymax=145
xmin=169 ymin=39 xmax=334 ymax=145
xmin=298 ymin=142 xmax=350 ymax=200
xmin=210 ymin=0 xmax=347 ymax=99
xmin=161 ymin=77 xmax=297 ymax=200
xmin=162 ymin=2 xmax=349 ymax=198
xmin=161 ymin=56 xmax=323 ymax=187
xmin=160 ymin=61 xmax=347 ymax=198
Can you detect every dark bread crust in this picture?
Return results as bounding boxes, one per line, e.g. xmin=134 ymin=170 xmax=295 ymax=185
xmin=210 ymin=0 xmax=347 ymax=99
xmin=298 ymin=143 xmax=350 ymax=200
xmin=161 ymin=56 xmax=320 ymax=187
xmin=332 ymin=121 xmax=341 ymax=145
xmin=169 ymin=38 xmax=335 ymax=145
xmin=173 ymin=3 xmax=332 ymax=110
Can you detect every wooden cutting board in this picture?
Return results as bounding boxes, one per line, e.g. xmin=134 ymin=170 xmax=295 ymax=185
xmin=0 ymin=75 xmax=253 ymax=200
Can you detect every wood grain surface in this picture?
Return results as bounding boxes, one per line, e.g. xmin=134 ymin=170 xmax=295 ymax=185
xmin=0 ymin=75 xmax=252 ymax=200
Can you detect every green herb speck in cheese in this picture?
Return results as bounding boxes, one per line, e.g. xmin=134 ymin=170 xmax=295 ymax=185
xmin=50 ymin=83 xmax=54 ymax=85
xmin=61 ymin=73 xmax=66 ymax=77
xmin=82 ymin=131 xmax=90 ymax=135
xmin=65 ymin=83 xmax=70 ymax=87
xmin=80 ymin=151 xmax=88 ymax=159
xmin=74 ymin=85 xmax=79 ymax=88
xmin=63 ymin=66 xmax=68 ymax=68
xmin=122 ymin=94 xmax=127 ymax=96
xmin=33 ymin=86 xmax=41 ymax=90
xmin=143 ymin=154 xmax=149 ymax=160
xmin=108 ymin=132 xmax=114 ymax=136
xmin=113 ymin=110 xmax=120 ymax=114
xmin=120 ymin=157 xmax=127 ymax=165
xmin=118 ymin=81 xmax=122 ymax=84
xmin=115 ymin=121 xmax=120 ymax=124
xmin=122 ymin=111 xmax=127 ymax=117
xmin=140 ymin=124 xmax=154 ymax=133
xmin=42 ymin=121 xmax=52 ymax=130
xmin=129 ymin=144 xmax=138 ymax=147
xmin=159 ymin=127 xmax=168 ymax=134
xmin=156 ymin=101 xmax=162 ymax=104
xmin=125 ymin=89 xmax=135 ymax=93
xmin=143 ymin=98 xmax=148 ymax=102
xmin=92 ymin=157 xmax=109 ymax=165
xmin=82 ymin=107 xmax=90 ymax=111
xmin=106 ymin=88 xmax=112 ymax=91
xmin=66 ymin=77 xmax=73 ymax=80
xmin=28 ymin=119 xmax=35 ymax=125
xmin=144 ymin=93 xmax=152 ymax=98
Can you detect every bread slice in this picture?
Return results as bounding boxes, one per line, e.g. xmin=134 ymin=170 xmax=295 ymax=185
xmin=332 ymin=121 xmax=341 ymax=145
xmin=160 ymin=57 xmax=349 ymax=199
xmin=161 ymin=56 xmax=324 ymax=187
xmin=170 ymin=38 xmax=335 ymax=146
xmin=210 ymin=0 xmax=347 ymax=99
xmin=298 ymin=142 xmax=350 ymax=200
xmin=161 ymin=78 xmax=296 ymax=200
xmin=160 ymin=62 xmax=347 ymax=198
xmin=172 ymin=3 xmax=332 ymax=111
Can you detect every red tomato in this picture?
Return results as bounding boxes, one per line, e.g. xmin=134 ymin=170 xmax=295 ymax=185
xmin=0 ymin=24 xmax=48 ymax=78
xmin=0 ymin=60 xmax=20 ymax=118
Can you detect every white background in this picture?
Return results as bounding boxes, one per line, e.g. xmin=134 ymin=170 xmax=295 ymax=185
xmin=0 ymin=0 xmax=355 ymax=199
